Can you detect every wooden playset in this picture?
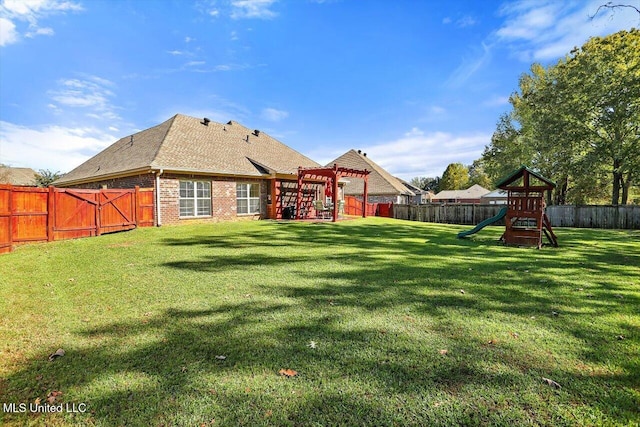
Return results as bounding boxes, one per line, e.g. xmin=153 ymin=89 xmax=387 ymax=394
xmin=497 ymin=166 xmax=558 ymax=248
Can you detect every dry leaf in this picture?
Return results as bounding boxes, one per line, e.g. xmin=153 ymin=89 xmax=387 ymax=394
xmin=487 ymin=339 xmax=498 ymax=345
xmin=307 ymin=341 xmax=317 ymax=349
xmin=48 ymin=348 xmax=65 ymax=361
xmin=215 ymin=355 xmax=227 ymax=360
xmin=510 ymin=332 xmax=520 ymax=339
xmin=439 ymin=349 xmax=448 ymax=355
xmin=47 ymin=390 xmax=63 ymax=404
xmin=34 ymin=397 xmax=41 ymax=405
xmin=617 ymin=335 xmax=625 ymax=340
xmin=279 ymin=368 xmax=298 ymax=377
xmin=68 ymin=278 xmax=75 ymax=282
xmin=542 ymin=377 xmax=561 ymax=389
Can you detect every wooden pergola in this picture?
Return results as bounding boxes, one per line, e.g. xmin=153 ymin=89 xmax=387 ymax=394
xmin=296 ymin=164 xmax=370 ymax=222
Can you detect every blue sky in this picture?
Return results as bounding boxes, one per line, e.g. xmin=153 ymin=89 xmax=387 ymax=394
xmin=0 ymin=0 xmax=637 ymax=180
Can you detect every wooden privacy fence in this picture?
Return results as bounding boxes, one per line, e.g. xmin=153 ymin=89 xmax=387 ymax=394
xmin=0 ymin=185 xmax=155 ymax=254
xmin=393 ymin=203 xmax=640 ymax=229
xmin=343 ymin=196 xmax=393 ymax=217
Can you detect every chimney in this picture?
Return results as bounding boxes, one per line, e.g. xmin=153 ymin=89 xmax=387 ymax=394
xmin=202 ymin=117 xmax=211 ymax=126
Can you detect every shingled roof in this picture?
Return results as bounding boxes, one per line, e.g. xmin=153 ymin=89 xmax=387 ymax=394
xmin=55 ymin=114 xmax=320 ymax=185
xmin=0 ymin=166 xmax=37 ymax=186
xmin=326 ymin=149 xmax=414 ymax=196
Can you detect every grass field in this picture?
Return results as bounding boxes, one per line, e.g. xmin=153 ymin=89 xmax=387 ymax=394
xmin=1 ymin=218 xmax=639 ymax=426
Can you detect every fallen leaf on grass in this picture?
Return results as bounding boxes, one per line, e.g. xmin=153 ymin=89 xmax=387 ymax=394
xmin=34 ymin=397 xmax=41 ymax=405
xmin=510 ymin=332 xmax=519 ymax=339
xmin=47 ymin=390 xmax=63 ymax=404
xmin=439 ymin=349 xmax=448 ymax=355
xmin=215 ymin=355 xmax=227 ymax=360
xmin=307 ymin=341 xmax=317 ymax=349
xmin=68 ymin=278 xmax=75 ymax=282
xmin=617 ymin=335 xmax=625 ymax=340
xmin=460 ymin=289 xmax=465 ymax=294
xmin=279 ymin=368 xmax=298 ymax=377
xmin=542 ymin=377 xmax=561 ymax=389
xmin=48 ymin=348 xmax=65 ymax=361
xmin=487 ymin=339 xmax=498 ymax=345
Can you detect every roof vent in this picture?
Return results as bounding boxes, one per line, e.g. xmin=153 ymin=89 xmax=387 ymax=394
xmin=357 ymin=149 xmax=362 ymax=154
xmin=202 ymin=117 xmax=211 ymax=126
xmin=130 ymin=135 xmax=134 ymax=145
xmin=363 ymin=153 xmax=367 ymax=157
xmin=227 ymin=120 xmax=233 ymax=125
xmin=246 ymin=135 xmax=250 ymax=142
xmin=253 ymin=129 xmax=260 ymax=137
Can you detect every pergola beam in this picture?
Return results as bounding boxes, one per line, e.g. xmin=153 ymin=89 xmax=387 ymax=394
xmin=296 ymin=164 xmax=370 ymax=222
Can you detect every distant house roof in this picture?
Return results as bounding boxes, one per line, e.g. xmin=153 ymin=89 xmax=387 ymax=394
xmin=0 ymin=166 xmax=37 ymax=186
xmin=433 ymin=184 xmax=490 ymax=201
xmin=481 ymin=189 xmax=508 ymax=199
xmin=55 ymin=114 xmax=320 ymax=186
xmin=326 ymin=149 xmax=414 ymax=196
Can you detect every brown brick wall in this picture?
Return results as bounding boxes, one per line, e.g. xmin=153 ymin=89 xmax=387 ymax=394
xmin=158 ymin=174 xmax=267 ymax=225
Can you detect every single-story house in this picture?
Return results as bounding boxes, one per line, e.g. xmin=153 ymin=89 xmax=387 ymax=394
xmin=432 ymin=184 xmax=490 ymax=204
xmin=399 ymin=179 xmax=435 ymax=204
xmin=480 ymin=189 xmax=508 ymax=204
xmin=54 ymin=114 xmax=322 ymax=224
xmin=326 ymin=149 xmax=415 ymax=204
xmin=0 ymin=166 xmax=37 ymax=186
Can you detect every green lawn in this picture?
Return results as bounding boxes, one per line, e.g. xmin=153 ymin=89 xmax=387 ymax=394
xmin=1 ymin=218 xmax=638 ymax=426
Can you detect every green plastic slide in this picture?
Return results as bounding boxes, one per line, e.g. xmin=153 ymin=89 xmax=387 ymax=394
xmin=457 ymin=206 xmax=508 ymax=238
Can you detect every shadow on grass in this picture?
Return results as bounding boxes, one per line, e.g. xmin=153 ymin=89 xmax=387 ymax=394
xmin=3 ymin=220 xmax=638 ymax=425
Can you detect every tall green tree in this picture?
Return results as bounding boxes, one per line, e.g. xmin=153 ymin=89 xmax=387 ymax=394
xmin=440 ymin=163 xmax=469 ymax=190
xmin=409 ymin=176 xmax=440 ymax=193
xmin=481 ymin=29 xmax=639 ymax=205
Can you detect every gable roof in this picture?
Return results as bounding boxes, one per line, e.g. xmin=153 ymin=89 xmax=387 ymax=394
xmin=433 ymin=184 xmax=490 ymax=200
xmin=496 ymin=166 xmax=555 ymax=189
xmin=55 ymin=114 xmax=320 ymax=185
xmin=0 ymin=166 xmax=37 ymax=186
xmin=326 ymin=149 xmax=414 ymax=196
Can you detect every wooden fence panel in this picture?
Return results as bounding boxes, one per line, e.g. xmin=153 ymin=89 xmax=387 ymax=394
xmin=394 ymin=204 xmax=639 ymax=229
xmin=137 ymin=188 xmax=155 ymax=227
xmin=99 ymin=189 xmax=136 ymax=234
xmin=0 ymin=185 xmax=155 ymax=253
xmin=12 ymin=187 xmax=48 ymax=243
xmin=0 ymin=185 xmax=11 ymax=254
xmin=52 ymin=189 xmax=98 ymax=240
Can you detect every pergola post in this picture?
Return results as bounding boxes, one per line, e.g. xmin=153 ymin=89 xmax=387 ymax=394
xmin=295 ymin=167 xmax=303 ymax=220
xmin=362 ymin=173 xmax=369 ymax=218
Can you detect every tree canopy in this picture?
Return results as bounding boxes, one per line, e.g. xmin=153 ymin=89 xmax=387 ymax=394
xmin=480 ymin=28 xmax=639 ymax=205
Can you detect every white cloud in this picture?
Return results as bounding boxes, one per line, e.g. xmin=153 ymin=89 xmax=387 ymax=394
xmin=496 ymin=0 xmax=638 ymax=62
xmin=361 ymin=128 xmax=491 ymax=179
xmin=47 ymin=76 xmax=122 ymax=123
xmin=209 ymin=8 xmax=219 ymax=17
xmin=0 ymin=121 xmax=116 ymax=172
xmin=447 ymin=42 xmax=492 ymax=87
xmin=0 ymin=0 xmax=83 ymax=45
xmin=231 ymin=0 xmax=278 ymax=19
xmin=0 ymin=17 xmax=18 ymax=45
xmin=261 ymin=107 xmax=288 ymax=122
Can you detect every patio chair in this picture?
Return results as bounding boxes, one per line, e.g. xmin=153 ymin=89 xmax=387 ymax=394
xmin=314 ymin=200 xmax=330 ymax=219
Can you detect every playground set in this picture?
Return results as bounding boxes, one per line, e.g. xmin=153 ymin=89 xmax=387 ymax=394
xmin=458 ymin=166 xmax=558 ymax=248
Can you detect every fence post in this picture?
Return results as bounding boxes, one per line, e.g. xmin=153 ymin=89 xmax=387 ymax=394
xmin=135 ymin=186 xmax=141 ymax=227
xmin=47 ymin=186 xmax=55 ymax=242
xmin=8 ymin=185 xmax=14 ymax=251
xmin=95 ymin=190 xmax=102 ymax=236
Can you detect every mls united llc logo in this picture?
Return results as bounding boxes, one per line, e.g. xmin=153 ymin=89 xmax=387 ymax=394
xmin=3 ymin=402 xmax=87 ymax=413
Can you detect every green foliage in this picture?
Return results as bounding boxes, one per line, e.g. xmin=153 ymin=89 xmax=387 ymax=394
xmin=409 ymin=176 xmax=440 ymax=193
xmin=481 ymin=29 xmax=640 ymax=205
xmin=467 ymin=160 xmax=492 ymax=189
xmin=1 ymin=219 xmax=638 ymax=425
xmin=440 ymin=163 xmax=469 ymax=190
xmin=35 ymin=169 xmax=63 ymax=187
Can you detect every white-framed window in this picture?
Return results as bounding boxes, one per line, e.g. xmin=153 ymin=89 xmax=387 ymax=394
xmin=179 ymin=181 xmax=211 ymax=217
xmin=237 ymin=182 xmax=260 ymax=214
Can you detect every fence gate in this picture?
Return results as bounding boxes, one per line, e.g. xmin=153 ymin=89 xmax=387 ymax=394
xmin=0 ymin=185 xmax=154 ymax=254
